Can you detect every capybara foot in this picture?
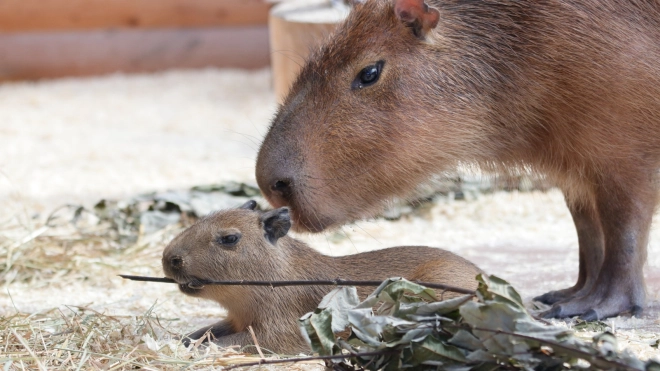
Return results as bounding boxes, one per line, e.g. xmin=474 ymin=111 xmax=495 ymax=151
xmin=533 ymin=286 xmax=581 ymax=305
xmin=181 ymin=328 xmax=211 ymax=347
xmin=181 ymin=320 xmax=235 ymax=347
xmin=539 ymin=290 xmax=643 ymax=320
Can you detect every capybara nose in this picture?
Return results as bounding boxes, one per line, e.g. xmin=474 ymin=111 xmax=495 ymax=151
xmin=169 ymin=256 xmax=184 ymax=270
xmin=271 ymin=179 xmax=291 ymax=194
xmin=255 ymin=142 xmax=297 ymax=208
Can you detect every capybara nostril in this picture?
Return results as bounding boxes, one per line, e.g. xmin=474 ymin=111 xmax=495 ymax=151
xmin=266 ymin=179 xmax=293 ymax=208
xmin=170 ymin=256 xmax=183 ymax=269
xmin=271 ymin=180 xmax=290 ymax=194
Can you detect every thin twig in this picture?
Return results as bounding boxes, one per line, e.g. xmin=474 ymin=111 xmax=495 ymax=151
xmin=223 ymin=349 xmax=395 ymax=370
xmin=118 ymin=275 xmax=476 ymax=295
xmin=247 ymin=326 xmax=265 ymax=359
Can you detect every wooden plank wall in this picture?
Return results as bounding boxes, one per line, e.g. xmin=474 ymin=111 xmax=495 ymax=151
xmin=0 ymin=0 xmax=272 ymax=81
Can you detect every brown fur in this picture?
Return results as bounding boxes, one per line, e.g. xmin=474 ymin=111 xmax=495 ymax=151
xmin=255 ymin=0 xmax=660 ymax=320
xmin=162 ymin=203 xmax=481 ymax=354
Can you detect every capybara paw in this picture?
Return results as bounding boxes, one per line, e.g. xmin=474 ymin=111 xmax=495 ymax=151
xmin=539 ymin=296 xmax=643 ymax=321
xmin=180 ymin=328 xmax=213 ymax=347
xmin=533 ymin=288 xmax=577 ymax=305
xmin=181 ymin=334 xmax=213 ymax=348
xmin=538 ymin=305 xmax=563 ymax=319
xmin=577 ymin=303 xmax=644 ymax=321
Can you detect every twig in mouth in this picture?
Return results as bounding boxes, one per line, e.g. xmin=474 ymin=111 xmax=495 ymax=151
xmin=118 ymin=275 xmax=476 ymax=295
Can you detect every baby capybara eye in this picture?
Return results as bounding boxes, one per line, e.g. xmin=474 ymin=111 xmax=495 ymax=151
xmin=217 ymin=234 xmax=240 ymax=247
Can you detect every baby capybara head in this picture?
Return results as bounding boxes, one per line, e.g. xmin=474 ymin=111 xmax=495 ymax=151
xmin=257 ymin=0 xmax=499 ymax=232
xmin=162 ymin=200 xmax=292 ymax=300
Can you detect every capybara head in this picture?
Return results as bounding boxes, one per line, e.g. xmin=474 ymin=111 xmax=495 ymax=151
xmin=162 ymin=200 xmax=293 ymax=300
xmin=256 ymin=0 xmax=506 ymax=231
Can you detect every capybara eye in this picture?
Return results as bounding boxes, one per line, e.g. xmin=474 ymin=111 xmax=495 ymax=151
xmin=352 ymin=61 xmax=384 ymax=90
xmin=217 ymin=234 xmax=241 ymax=248
xmin=361 ymin=66 xmax=378 ymax=83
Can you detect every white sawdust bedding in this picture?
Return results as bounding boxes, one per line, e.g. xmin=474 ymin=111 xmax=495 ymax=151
xmin=1 ymin=69 xmax=659 ymax=365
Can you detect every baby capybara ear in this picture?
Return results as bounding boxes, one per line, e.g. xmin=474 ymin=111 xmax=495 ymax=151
xmin=239 ymin=200 xmax=258 ymax=210
xmin=393 ymin=0 xmax=440 ymax=39
xmin=260 ymin=208 xmax=291 ymax=245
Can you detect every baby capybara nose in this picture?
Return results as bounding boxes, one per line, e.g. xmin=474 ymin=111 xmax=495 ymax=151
xmin=169 ymin=256 xmax=184 ymax=270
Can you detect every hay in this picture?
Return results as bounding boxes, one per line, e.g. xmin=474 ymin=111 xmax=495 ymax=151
xmin=0 ymin=205 xmax=324 ymax=370
xmin=1 ymin=305 xmax=323 ymax=370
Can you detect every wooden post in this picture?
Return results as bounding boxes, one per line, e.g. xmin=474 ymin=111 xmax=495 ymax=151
xmin=269 ymin=0 xmax=349 ymax=103
xmin=0 ymin=0 xmax=271 ymax=32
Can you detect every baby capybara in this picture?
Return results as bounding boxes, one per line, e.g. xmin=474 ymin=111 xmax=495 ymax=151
xmin=162 ymin=201 xmax=481 ymax=353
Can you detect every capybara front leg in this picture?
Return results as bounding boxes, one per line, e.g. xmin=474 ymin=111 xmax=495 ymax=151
xmin=542 ymin=171 xmax=654 ymax=320
xmin=534 ymin=198 xmax=604 ymax=305
xmin=182 ymin=319 xmax=236 ymax=346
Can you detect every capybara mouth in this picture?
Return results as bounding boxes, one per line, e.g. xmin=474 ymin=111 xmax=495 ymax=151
xmin=289 ymin=207 xmax=338 ymax=233
xmin=169 ymin=276 xmax=206 ymax=295
xmin=262 ymin=191 xmax=334 ymax=232
xmin=178 ymin=283 xmax=204 ymax=295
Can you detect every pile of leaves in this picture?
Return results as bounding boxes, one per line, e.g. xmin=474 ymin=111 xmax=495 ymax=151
xmin=300 ymin=275 xmax=660 ymax=370
xmin=91 ymin=181 xmax=261 ymax=243
xmin=88 ymin=174 xmax=547 ymax=241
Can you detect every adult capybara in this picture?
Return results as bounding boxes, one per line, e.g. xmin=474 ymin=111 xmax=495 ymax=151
xmin=255 ymin=0 xmax=660 ymax=321
xmin=162 ymin=200 xmax=481 ymax=353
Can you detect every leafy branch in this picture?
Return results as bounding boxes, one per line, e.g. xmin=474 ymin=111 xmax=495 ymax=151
xmin=299 ymin=275 xmax=660 ymax=371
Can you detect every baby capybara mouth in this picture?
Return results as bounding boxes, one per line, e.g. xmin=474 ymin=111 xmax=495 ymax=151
xmin=178 ymin=282 xmax=204 ymax=295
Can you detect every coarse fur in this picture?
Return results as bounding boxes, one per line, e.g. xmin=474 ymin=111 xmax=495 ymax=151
xmin=256 ymin=0 xmax=660 ymax=320
xmin=162 ymin=201 xmax=482 ymax=354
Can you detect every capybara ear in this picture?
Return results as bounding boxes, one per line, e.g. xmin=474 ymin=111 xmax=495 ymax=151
xmin=260 ymin=208 xmax=291 ymax=245
xmin=393 ymin=0 xmax=440 ymax=39
xmin=238 ymin=200 xmax=258 ymax=210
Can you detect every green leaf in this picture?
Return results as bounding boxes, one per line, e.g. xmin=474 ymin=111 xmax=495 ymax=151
xmin=357 ymin=278 xmax=437 ymax=310
xmin=411 ymin=335 xmax=468 ymax=364
xmin=448 ymin=329 xmax=486 ymax=351
xmin=415 ymin=294 xmax=473 ymax=316
xmin=347 ymin=309 xmax=416 ymax=347
xmin=317 ymin=287 xmax=360 ymax=333
xmin=298 ymin=287 xmax=360 ymax=355
xmin=299 ymin=312 xmax=327 ymax=354
xmin=309 ymin=306 xmax=339 ymax=354
xmin=476 ymin=274 xmax=524 ymax=309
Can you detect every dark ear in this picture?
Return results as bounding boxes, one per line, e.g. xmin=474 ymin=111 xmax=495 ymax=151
xmin=394 ymin=0 xmax=440 ymax=39
xmin=238 ymin=200 xmax=258 ymax=210
xmin=260 ymin=208 xmax=291 ymax=245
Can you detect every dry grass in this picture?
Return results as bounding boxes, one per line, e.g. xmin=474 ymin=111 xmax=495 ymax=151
xmin=1 ymin=305 xmax=323 ymax=370
xmin=0 ymin=205 xmax=324 ymax=370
